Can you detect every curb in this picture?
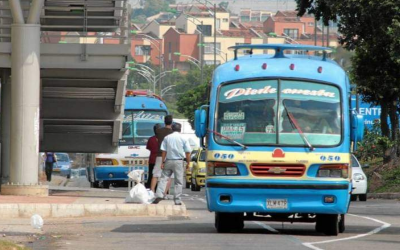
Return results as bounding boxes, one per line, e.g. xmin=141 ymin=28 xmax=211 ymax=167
xmin=368 ymin=193 xmax=400 ymax=199
xmin=0 ymin=203 xmax=187 ymax=218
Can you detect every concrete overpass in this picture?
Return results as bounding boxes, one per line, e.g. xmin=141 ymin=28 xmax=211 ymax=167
xmin=0 ymin=0 xmax=130 ymax=195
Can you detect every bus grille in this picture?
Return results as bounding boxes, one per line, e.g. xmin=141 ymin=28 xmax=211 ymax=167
xmin=250 ymin=164 xmax=306 ymax=177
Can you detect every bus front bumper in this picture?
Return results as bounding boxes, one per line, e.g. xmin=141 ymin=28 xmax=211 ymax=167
xmin=206 ymin=179 xmax=351 ymax=215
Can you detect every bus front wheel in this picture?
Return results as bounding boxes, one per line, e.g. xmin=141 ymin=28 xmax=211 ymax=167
xmin=215 ymin=212 xmax=244 ymax=233
xmin=316 ymin=214 xmax=339 ymax=236
xmin=339 ymin=214 xmax=345 ymax=233
xmin=91 ymin=181 xmax=99 ymax=188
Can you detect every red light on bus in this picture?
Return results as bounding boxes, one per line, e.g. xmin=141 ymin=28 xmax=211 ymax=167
xmin=290 ymin=64 xmax=295 ymax=70
xmin=262 ymin=63 xmax=268 ymax=70
xmin=234 ymin=65 xmax=240 ymax=71
xmin=318 ymin=66 xmax=323 ymax=73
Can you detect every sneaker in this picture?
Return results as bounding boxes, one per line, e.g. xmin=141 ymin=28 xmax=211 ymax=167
xmin=152 ymin=197 xmax=163 ymax=204
xmin=174 ymin=200 xmax=182 ymax=206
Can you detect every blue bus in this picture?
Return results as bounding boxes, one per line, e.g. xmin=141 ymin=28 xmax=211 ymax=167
xmin=89 ymin=90 xmax=168 ymax=188
xmin=195 ymin=44 xmax=364 ymax=235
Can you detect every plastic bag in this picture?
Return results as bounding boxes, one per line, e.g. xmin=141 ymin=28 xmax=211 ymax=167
xmin=125 ymin=183 xmax=149 ymax=203
xmin=127 ymin=170 xmax=144 ymax=184
xmin=147 ymin=190 xmax=155 ymax=201
xmin=31 ymin=214 xmax=44 ymax=229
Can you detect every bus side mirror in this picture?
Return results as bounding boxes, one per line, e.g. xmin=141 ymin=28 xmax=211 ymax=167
xmin=351 ymin=111 xmax=364 ymax=150
xmin=195 ymin=109 xmax=207 ymax=138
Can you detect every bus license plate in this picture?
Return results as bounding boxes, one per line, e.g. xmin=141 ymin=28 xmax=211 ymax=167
xmin=267 ymin=199 xmax=288 ymax=209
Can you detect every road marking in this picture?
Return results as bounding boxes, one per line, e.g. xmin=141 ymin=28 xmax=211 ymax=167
xmin=253 ymin=221 xmax=279 ymax=233
xmin=302 ymin=214 xmax=391 ymax=250
xmin=197 ymin=198 xmax=207 ymax=204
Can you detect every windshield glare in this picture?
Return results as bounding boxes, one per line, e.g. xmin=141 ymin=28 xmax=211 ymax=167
xmin=120 ymin=110 xmax=166 ymax=145
xmin=216 ymin=80 xmax=341 ymax=147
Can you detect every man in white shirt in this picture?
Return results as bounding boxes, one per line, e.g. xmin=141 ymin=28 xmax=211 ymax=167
xmin=153 ymin=122 xmax=192 ymax=205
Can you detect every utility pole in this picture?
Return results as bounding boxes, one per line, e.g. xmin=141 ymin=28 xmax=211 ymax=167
xmin=200 ymin=20 xmax=204 ymax=85
xmin=314 ymin=16 xmax=317 ymax=46
xmin=327 ymin=20 xmax=330 ymax=48
xmin=159 ymin=48 xmax=162 ymax=94
xmin=214 ymin=3 xmax=217 ymax=69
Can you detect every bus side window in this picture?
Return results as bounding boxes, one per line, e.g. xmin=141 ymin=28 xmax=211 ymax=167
xmin=122 ymin=123 xmax=132 ymax=136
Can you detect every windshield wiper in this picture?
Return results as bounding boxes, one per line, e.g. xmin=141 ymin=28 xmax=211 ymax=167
xmin=282 ymin=103 xmax=314 ymax=151
xmin=208 ymin=129 xmax=248 ymax=150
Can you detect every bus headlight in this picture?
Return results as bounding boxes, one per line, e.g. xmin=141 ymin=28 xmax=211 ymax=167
xmin=317 ymin=164 xmax=349 ymax=178
xmin=199 ymin=168 xmax=206 ymax=173
xmin=226 ymin=167 xmax=238 ymax=175
xmin=207 ymin=162 xmax=239 ymax=176
xmin=353 ymin=173 xmax=365 ymax=181
xmin=215 ymin=167 xmax=226 ymax=176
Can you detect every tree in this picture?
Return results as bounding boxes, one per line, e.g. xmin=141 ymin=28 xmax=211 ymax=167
xmin=296 ymin=0 xmax=400 ymax=163
xmin=177 ymin=83 xmax=208 ymax=127
xmin=176 ymin=65 xmax=214 ymax=127
xmin=132 ymin=0 xmax=175 ymax=18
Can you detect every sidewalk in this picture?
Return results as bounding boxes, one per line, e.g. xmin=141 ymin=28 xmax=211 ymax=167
xmin=369 ymin=193 xmax=400 ymax=199
xmin=0 ymin=187 xmax=187 ymax=219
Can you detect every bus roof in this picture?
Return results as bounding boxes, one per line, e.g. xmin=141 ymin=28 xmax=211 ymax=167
xmin=125 ymin=96 xmax=168 ymax=111
xmin=213 ymin=47 xmax=346 ymax=88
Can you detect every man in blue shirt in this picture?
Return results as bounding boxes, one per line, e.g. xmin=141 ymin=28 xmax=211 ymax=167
xmin=153 ymin=122 xmax=192 ymax=205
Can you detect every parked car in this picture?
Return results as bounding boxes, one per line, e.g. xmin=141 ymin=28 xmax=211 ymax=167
xmin=55 ymin=153 xmax=72 ymax=178
xmin=191 ymin=148 xmax=206 ymax=192
xmin=351 ymin=154 xmax=368 ymax=201
xmin=186 ymin=149 xmax=199 ymax=188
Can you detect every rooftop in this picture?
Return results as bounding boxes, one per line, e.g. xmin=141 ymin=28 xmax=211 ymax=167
xmin=220 ymin=29 xmax=260 ymax=38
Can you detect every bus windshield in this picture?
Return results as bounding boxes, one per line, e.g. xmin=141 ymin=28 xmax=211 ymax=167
xmin=120 ymin=110 xmax=166 ymax=145
xmin=216 ymin=79 xmax=341 ymax=147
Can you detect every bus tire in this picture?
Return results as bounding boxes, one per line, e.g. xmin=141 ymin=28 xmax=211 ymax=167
xmin=351 ymin=195 xmax=358 ymax=202
xmin=103 ymin=181 xmax=110 ymax=189
xmin=215 ymin=212 xmax=244 ymax=233
xmin=315 ymin=215 xmax=324 ymax=233
xmin=186 ymin=182 xmax=191 ymax=189
xmin=323 ymin=214 xmax=339 ymax=236
xmin=91 ymin=181 xmax=99 ymax=188
xmin=339 ymin=214 xmax=345 ymax=233
xmin=359 ymin=194 xmax=367 ymax=202
xmin=191 ymin=178 xmax=201 ymax=192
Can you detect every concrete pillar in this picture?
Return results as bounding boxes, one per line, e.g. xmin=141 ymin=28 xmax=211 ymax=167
xmin=1 ymin=24 xmax=48 ymax=196
xmin=1 ymin=70 xmax=11 ymax=184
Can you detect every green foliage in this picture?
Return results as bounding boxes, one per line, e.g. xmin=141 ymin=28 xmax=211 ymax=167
xmin=375 ymin=167 xmax=400 ymax=193
xmin=128 ymin=61 xmax=213 ymax=120
xmin=0 ymin=241 xmax=30 ymax=250
xmin=175 ymin=65 xmax=214 ymax=127
xmin=296 ymin=0 xmax=400 ymax=161
xmin=219 ymin=1 xmax=229 ymax=10
xmin=177 ymin=83 xmax=208 ymax=127
xmin=355 ymin=122 xmax=386 ymax=161
xmin=132 ymin=0 xmax=175 ymax=18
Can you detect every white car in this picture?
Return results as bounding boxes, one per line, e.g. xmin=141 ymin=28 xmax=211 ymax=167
xmin=351 ymin=154 xmax=368 ymax=201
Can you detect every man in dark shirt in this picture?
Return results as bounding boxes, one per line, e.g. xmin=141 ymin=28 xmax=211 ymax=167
xmin=150 ymin=115 xmax=173 ymax=192
xmin=44 ymin=152 xmax=57 ymax=182
xmin=146 ymin=124 xmax=160 ymax=190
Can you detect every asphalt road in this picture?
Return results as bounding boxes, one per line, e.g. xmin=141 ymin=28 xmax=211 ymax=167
xmin=36 ymin=179 xmax=400 ymax=250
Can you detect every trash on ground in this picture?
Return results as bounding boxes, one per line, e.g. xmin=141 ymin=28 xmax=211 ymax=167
xmin=30 ymin=214 xmax=44 ymax=229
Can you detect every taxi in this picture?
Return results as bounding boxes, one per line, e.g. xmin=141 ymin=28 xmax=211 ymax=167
xmin=191 ymin=148 xmax=206 ymax=191
xmin=186 ymin=149 xmax=198 ymax=188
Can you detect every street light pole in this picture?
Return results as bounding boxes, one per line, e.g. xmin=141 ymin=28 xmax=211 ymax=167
xmin=214 ymin=3 xmax=217 ymax=69
xmin=200 ymin=20 xmax=204 ymax=85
